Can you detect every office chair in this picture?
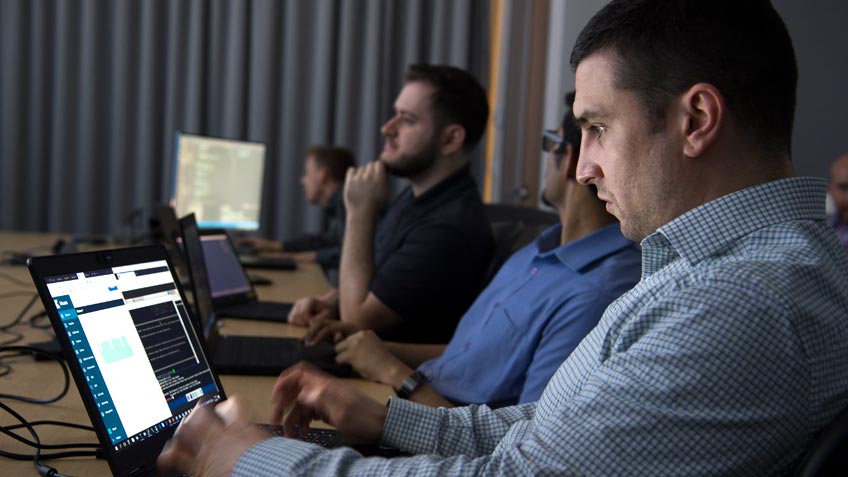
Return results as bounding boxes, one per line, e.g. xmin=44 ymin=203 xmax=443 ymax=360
xmin=485 ymin=203 xmax=559 ymax=227
xmin=795 ymin=404 xmax=848 ymax=476
xmin=482 ymin=204 xmax=558 ymax=287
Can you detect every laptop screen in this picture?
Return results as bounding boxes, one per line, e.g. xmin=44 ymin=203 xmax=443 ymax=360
xmin=37 ymin=255 xmax=223 ymax=453
xmin=199 ymin=233 xmax=253 ymax=299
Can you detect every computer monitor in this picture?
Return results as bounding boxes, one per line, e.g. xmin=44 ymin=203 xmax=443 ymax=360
xmin=170 ymin=132 xmax=266 ymax=230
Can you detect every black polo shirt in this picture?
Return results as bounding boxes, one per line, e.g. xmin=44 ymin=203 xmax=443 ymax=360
xmin=371 ymin=166 xmax=494 ymax=344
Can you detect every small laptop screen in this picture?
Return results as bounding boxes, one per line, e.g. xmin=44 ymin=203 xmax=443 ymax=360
xmin=199 ymin=233 xmax=253 ymax=299
xmin=41 ymin=259 xmax=223 ymax=453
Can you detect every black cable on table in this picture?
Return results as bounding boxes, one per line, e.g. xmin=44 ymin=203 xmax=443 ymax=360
xmin=0 ymin=270 xmax=35 ymax=288
xmin=0 ymin=346 xmax=70 ymax=404
xmin=0 ymin=294 xmax=41 ymax=347
xmin=0 ymin=346 xmax=101 ymax=476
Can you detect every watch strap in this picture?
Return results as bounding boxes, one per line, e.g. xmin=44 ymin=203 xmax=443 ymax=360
xmin=395 ymin=370 xmax=427 ymax=399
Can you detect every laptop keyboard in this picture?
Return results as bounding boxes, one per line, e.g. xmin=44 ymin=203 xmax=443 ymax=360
xmin=211 ymin=334 xmax=354 ymax=377
xmin=239 ymin=254 xmax=297 ymax=270
xmin=214 ymin=336 xmax=300 ymax=370
xmin=219 ymin=301 xmax=293 ymax=321
xmin=260 ymin=424 xmax=342 ymax=447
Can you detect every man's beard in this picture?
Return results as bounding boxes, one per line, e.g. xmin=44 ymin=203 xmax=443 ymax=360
xmin=381 ymin=135 xmax=440 ymax=178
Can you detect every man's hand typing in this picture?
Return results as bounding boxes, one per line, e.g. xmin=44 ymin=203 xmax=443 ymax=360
xmin=270 ymin=363 xmax=388 ymax=444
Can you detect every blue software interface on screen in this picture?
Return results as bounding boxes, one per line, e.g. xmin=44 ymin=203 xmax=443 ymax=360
xmin=44 ymin=260 xmax=221 ymax=451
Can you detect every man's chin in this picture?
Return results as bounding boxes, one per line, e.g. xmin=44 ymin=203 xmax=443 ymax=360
xmin=380 ymin=151 xmax=436 ymax=178
xmin=377 ymin=155 xmax=399 ymax=171
xmin=383 ymin=162 xmax=409 ymax=178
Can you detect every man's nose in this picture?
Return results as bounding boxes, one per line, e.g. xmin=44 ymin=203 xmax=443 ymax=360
xmin=381 ymin=116 xmax=398 ymax=137
xmin=576 ymin=150 xmax=601 ymax=185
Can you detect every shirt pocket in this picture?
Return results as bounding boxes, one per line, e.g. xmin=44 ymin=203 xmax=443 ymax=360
xmin=453 ymin=302 xmax=534 ymax=397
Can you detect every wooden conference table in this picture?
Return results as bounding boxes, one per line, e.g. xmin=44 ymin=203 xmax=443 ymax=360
xmin=0 ymin=231 xmax=393 ymax=476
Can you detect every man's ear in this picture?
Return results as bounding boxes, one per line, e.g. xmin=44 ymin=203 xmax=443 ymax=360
xmin=680 ymin=83 xmax=724 ymax=158
xmin=440 ymin=124 xmax=466 ymax=157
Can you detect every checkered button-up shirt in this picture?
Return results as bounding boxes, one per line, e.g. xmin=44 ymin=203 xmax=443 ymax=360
xmin=234 ymin=177 xmax=848 ymax=476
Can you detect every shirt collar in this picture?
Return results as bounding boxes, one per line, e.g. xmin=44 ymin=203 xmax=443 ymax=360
xmin=536 ymin=222 xmax=635 ymax=272
xmin=642 ymin=177 xmax=827 ymax=273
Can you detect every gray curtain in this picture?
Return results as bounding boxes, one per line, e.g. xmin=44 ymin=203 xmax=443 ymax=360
xmin=0 ymin=0 xmax=489 ymax=240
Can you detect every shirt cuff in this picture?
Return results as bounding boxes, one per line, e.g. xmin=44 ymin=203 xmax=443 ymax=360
xmin=233 ymin=437 xmax=321 ymax=477
xmin=380 ymin=397 xmax=444 ymax=454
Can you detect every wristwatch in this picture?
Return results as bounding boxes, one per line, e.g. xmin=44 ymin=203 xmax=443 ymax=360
xmin=395 ymin=371 xmax=428 ymax=399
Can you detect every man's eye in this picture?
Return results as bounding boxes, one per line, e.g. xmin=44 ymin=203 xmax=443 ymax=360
xmin=590 ymin=125 xmax=606 ymax=138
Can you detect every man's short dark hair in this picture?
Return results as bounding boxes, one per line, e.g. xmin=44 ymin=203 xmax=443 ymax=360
xmin=405 ymin=64 xmax=489 ymax=152
xmin=306 ymin=145 xmax=355 ymax=183
xmin=570 ymin=0 xmax=797 ymax=157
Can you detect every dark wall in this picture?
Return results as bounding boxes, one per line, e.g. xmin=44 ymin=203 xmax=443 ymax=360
xmin=772 ymin=0 xmax=848 ymax=178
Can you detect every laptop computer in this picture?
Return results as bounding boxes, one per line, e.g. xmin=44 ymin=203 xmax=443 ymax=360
xmin=180 ymin=214 xmax=353 ymax=377
xmin=155 ymin=205 xmax=273 ymax=287
xmin=239 ymin=252 xmax=298 ymax=270
xmin=153 ymin=205 xmax=191 ymax=286
xmin=179 ymin=215 xmax=293 ymax=322
xmin=27 ymin=245 xmax=341 ymax=476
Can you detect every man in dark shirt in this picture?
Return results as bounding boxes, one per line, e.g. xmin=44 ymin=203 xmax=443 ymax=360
xmin=240 ymin=146 xmax=355 ymax=272
xmin=324 ymin=93 xmax=640 ymax=408
xmin=288 ymin=64 xmax=494 ymax=344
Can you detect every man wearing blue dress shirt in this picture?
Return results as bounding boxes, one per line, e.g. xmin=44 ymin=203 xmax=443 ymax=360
xmin=159 ymin=1 xmax=848 ymax=475
xmin=827 ymin=153 xmax=848 ymax=252
xmin=325 ymin=92 xmax=640 ymax=408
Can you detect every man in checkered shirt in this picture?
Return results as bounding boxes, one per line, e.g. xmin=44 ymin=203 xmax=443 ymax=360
xmin=159 ymin=1 xmax=848 ymax=475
